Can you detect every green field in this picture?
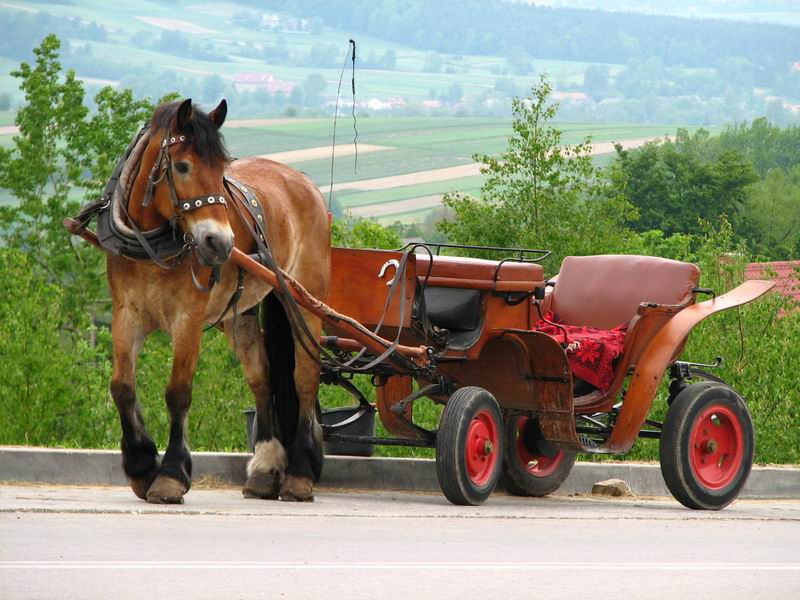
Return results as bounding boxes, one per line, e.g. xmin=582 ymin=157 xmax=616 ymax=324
xmin=0 ymin=110 xmax=677 ymax=217
xmin=220 ymin=118 xmax=675 ymax=219
xmin=0 ymin=1 xmax=678 ymax=220
xmin=0 ymin=0 xmax=616 ymax=107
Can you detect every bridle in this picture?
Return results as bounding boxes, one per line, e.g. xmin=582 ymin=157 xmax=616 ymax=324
xmin=116 ymin=127 xmax=232 ymax=292
xmin=142 ymin=130 xmax=228 ymax=230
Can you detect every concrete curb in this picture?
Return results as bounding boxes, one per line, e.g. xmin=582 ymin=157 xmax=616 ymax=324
xmin=1 ymin=446 xmax=798 ymax=499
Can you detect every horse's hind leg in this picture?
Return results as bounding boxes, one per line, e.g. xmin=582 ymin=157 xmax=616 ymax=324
xmin=224 ymin=312 xmax=286 ymax=500
xmin=110 ymin=311 xmax=158 ymax=501
xmin=146 ymin=322 xmax=202 ymax=504
xmin=280 ymin=307 xmax=324 ymax=502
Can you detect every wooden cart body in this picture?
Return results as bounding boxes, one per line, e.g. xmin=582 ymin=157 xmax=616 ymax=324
xmin=324 ymin=246 xmax=773 ymax=455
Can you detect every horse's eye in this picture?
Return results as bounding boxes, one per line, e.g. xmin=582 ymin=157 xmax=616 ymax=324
xmin=175 ymin=162 xmax=190 ymax=175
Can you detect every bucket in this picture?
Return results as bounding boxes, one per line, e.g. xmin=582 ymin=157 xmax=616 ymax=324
xmin=244 ymin=405 xmax=376 ymax=457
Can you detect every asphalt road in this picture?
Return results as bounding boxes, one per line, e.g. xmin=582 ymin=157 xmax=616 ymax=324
xmin=1 ymin=484 xmax=799 ymax=600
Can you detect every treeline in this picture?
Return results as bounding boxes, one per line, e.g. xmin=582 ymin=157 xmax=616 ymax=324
xmin=606 ymin=121 xmax=800 ymax=260
xmin=261 ymin=0 xmax=800 ymax=75
xmin=0 ymin=11 xmax=107 ymax=62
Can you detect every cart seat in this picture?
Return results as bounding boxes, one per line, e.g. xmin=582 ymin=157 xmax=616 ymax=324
xmin=424 ymin=287 xmax=481 ymax=331
xmin=549 ymin=255 xmax=700 ymax=330
xmin=543 ymin=255 xmax=700 ymax=396
xmin=416 ymin=254 xmax=545 ymax=292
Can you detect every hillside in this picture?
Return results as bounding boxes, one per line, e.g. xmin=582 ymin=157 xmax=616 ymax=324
xmin=0 ymin=0 xmax=798 ymax=126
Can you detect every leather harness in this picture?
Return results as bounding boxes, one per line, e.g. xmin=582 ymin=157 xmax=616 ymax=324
xmin=71 ymin=121 xmax=416 ymax=377
xmin=71 ymin=123 xmax=271 ymax=329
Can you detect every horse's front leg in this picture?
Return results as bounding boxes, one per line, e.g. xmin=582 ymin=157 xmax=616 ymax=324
xmin=146 ymin=320 xmax=203 ymax=504
xmin=110 ymin=309 xmax=158 ymax=501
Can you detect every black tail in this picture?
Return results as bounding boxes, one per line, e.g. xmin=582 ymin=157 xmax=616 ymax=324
xmin=261 ymin=292 xmax=298 ymax=450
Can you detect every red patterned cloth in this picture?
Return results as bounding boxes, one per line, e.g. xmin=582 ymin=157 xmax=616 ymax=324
xmin=534 ymin=312 xmax=627 ymax=393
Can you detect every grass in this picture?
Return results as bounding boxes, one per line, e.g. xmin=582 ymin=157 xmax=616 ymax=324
xmin=337 ymin=175 xmax=486 ymax=209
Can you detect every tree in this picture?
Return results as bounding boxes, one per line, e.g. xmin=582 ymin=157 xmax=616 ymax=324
xmin=437 ymin=75 xmax=636 ymax=269
xmin=443 ymin=82 xmax=463 ymax=105
xmin=0 ymin=35 xmax=174 ymax=327
xmin=381 ymin=49 xmax=397 ymax=70
xmin=422 ymin=52 xmax=442 ymax=73
xmin=0 ymin=35 xmax=90 ymax=320
xmin=200 ymin=75 xmax=226 ymax=105
xmin=303 ymin=73 xmax=326 ymax=107
xmin=605 ymin=129 xmax=758 ymax=236
xmin=583 ymin=64 xmax=609 ymax=99
xmin=332 ymin=216 xmax=402 ymax=249
xmin=711 ymin=118 xmax=800 ymax=177
xmin=741 ymin=166 xmax=800 ymax=259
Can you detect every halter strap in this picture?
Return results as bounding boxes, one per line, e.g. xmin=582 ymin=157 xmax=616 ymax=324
xmin=142 ymin=130 xmax=227 ymax=220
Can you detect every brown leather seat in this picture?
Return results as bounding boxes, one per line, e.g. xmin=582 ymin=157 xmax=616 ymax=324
xmin=415 ymin=254 xmax=545 ymax=292
xmin=550 ymin=255 xmax=701 ymax=329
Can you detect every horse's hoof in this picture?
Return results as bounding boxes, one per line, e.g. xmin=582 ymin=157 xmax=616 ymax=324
xmin=279 ymin=475 xmax=314 ymax=502
xmin=242 ymin=470 xmax=281 ymax=500
xmin=146 ymin=476 xmax=188 ymax=504
xmin=129 ymin=471 xmax=157 ymax=501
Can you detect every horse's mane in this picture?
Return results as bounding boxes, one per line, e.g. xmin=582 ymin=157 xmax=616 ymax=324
xmin=152 ymin=101 xmax=229 ymax=167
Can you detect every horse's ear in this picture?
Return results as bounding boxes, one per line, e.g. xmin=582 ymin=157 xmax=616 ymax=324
xmin=176 ymin=98 xmax=193 ymax=132
xmin=208 ymin=99 xmax=227 ymax=129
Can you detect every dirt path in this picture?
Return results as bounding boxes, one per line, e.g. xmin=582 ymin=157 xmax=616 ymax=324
xmin=0 ymin=118 xmax=326 ymax=138
xmin=0 ymin=2 xmax=37 ymax=12
xmin=333 ymin=136 xmax=663 ymax=194
xmin=135 ymin=16 xmax=215 ymax=34
xmin=348 ymin=195 xmax=443 ymax=218
xmin=259 ymin=144 xmax=392 ymax=164
xmin=346 ymin=136 xmax=665 ymax=217
xmin=331 ymin=163 xmax=483 ymax=192
xmin=224 ymin=118 xmax=324 ymax=129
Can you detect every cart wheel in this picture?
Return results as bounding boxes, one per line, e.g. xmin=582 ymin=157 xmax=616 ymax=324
xmin=436 ymin=386 xmax=504 ymax=506
xmin=659 ymin=381 xmax=754 ymax=510
xmin=502 ymin=416 xmax=577 ymax=497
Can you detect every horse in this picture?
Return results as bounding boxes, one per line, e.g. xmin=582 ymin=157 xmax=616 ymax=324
xmin=107 ymin=98 xmax=330 ymax=503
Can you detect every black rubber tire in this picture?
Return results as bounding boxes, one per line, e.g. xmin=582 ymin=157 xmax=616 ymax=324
xmin=436 ymin=386 xmax=504 ymax=506
xmin=659 ymin=381 xmax=754 ymax=510
xmin=502 ymin=416 xmax=577 ymax=497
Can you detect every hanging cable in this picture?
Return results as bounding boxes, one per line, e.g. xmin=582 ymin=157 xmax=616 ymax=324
xmin=328 ymin=39 xmax=358 ymax=211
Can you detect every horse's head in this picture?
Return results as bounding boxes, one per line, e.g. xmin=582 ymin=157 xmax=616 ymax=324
xmin=146 ymin=98 xmax=233 ymax=266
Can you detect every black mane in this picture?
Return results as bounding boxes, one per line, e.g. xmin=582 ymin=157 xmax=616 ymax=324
xmin=152 ymin=101 xmax=229 ymax=166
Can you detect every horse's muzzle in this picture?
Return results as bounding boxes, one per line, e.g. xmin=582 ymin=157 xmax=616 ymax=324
xmin=196 ymin=231 xmax=234 ymax=266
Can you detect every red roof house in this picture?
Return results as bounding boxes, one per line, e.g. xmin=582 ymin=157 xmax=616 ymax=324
xmin=233 ymin=73 xmax=296 ymax=94
xmin=745 ymin=261 xmax=800 ymax=304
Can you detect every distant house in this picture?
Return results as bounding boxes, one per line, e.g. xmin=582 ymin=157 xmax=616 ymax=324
xmin=421 ymin=99 xmax=442 ymax=108
xmin=365 ymin=98 xmax=391 ymax=111
xmin=792 ymin=61 xmax=800 ymax=73
xmin=233 ymin=73 xmax=295 ymax=94
xmin=552 ymin=91 xmax=589 ymax=102
xmin=745 ymin=261 xmax=800 ymax=306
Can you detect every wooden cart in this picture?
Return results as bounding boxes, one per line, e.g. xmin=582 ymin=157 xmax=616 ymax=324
xmin=231 ymin=244 xmax=773 ymax=509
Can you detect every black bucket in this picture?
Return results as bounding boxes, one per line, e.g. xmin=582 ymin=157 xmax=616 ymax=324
xmin=244 ymin=405 xmax=376 ymax=457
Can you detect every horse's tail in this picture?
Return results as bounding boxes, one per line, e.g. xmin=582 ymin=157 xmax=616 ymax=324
xmin=261 ymin=291 xmax=298 ymax=450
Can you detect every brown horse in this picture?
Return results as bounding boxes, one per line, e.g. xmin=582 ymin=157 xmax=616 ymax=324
xmin=108 ymin=98 xmax=330 ymax=503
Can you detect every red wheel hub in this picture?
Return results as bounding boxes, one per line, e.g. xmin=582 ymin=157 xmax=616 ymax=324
xmin=689 ymin=404 xmax=744 ymax=490
xmin=465 ymin=410 xmax=499 ymax=486
xmin=515 ymin=417 xmax=564 ymax=478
